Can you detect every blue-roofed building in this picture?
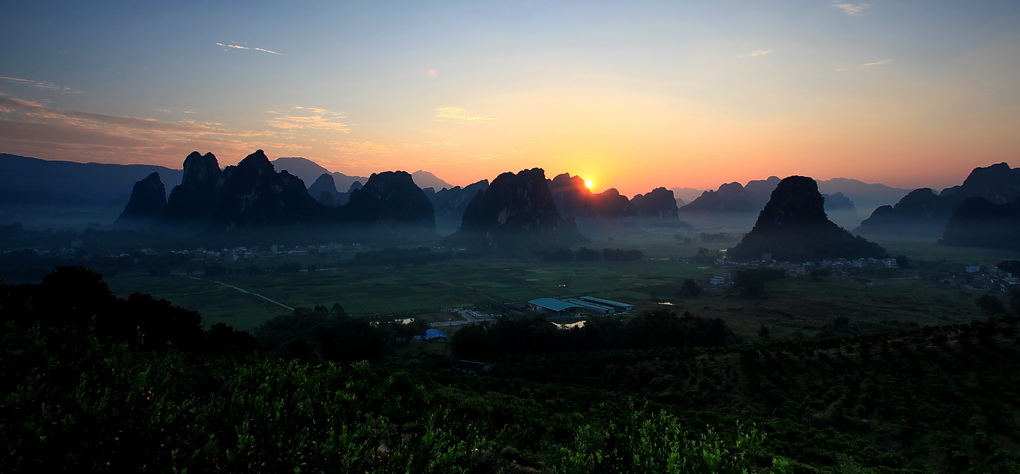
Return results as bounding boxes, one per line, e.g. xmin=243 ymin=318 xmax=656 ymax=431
xmin=424 ymin=328 xmax=449 ymax=341
xmin=563 ymin=298 xmax=613 ymax=314
xmin=529 ymin=298 xmax=584 ymax=314
xmin=579 ymin=296 xmax=634 ymax=312
xmin=529 ymin=297 xmax=626 ymax=315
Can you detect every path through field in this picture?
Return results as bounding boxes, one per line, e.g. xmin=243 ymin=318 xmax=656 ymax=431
xmin=188 ymin=277 xmax=294 ymax=311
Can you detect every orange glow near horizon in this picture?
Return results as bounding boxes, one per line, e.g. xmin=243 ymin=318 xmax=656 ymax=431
xmin=2 ymin=2 xmax=1018 ymax=201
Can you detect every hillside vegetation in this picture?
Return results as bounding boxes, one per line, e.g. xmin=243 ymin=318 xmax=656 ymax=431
xmin=3 ymin=266 xmax=1020 ymax=472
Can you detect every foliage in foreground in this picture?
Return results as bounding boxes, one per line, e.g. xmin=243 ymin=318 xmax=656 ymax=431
xmin=0 ymin=322 xmax=786 ymax=472
xmin=450 ymin=310 xmax=738 ymax=359
xmin=492 ymin=317 xmax=1020 ymax=473
xmin=0 ymin=267 xmax=791 ymax=472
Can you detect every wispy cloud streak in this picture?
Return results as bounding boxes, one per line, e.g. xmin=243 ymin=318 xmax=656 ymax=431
xmin=740 ymin=50 xmax=773 ymax=58
xmin=863 ymin=59 xmax=893 ymax=67
xmin=435 ymin=106 xmax=494 ymax=121
xmin=833 ymin=58 xmax=894 ymax=72
xmin=832 ymin=2 xmax=870 ymax=16
xmin=267 ymin=106 xmax=349 ymax=132
xmin=0 ymin=93 xmax=279 ymax=167
xmin=216 ymin=42 xmax=282 ymax=55
xmin=0 ymin=94 xmax=272 ymax=138
xmin=0 ymin=76 xmax=81 ymax=94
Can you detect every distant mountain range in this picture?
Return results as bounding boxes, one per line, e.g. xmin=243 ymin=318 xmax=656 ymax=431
xmin=856 ymin=162 xmax=1020 ymax=250
xmin=117 ymin=150 xmax=436 ymax=241
xmin=445 ymin=168 xmax=586 ymax=251
xmin=1 ymin=152 xmax=908 ymax=217
xmin=0 ymin=153 xmax=454 ymax=218
xmin=677 ymin=177 xmax=911 ymax=216
xmin=548 ymin=173 xmax=684 ymax=222
xmin=671 ymin=176 xmax=911 ymax=230
xmin=8 ymin=151 xmax=1016 ymax=250
xmin=0 ymin=153 xmax=183 ymax=207
xmin=272 ymin=157 xmax=453 ymax=193
xmin=728 ymin=176 xmax=887 ymax=262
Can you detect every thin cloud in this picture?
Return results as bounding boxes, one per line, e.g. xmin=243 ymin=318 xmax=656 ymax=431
xmin=0 ymin=75 xmax=81 ymax=94
xmin=267 ymin=106 xmax=350 ymax=132
xmin=435 ymin=106 xmax=494 ymax=121
xmin=833 ymin=59 xmax=894 ymax=71
xmin=0 ymin=94 xmax=270 ymax=138
xmin=863 ymin=59 xmax=893 ymax=67
xmin=740 ymin=50 xmax=773 ymax=58
xmin=0 ymin=96 xmax=214 ymax=132
xmin=0 ymin=93 xmax=278 ymax=167
xmin=216 ymin=42 xmax=282 ymax=55
xmin=832 ymin=2 xmax=870 ymax=16
xmin=156 ymin=107 xmax=199 ymax=115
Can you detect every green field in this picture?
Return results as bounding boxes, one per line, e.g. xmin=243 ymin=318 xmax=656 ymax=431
xmin=872 ymin=235 xmax=1020 ymax=266
xmin=100 ymin=234 xmax=1020 ymax=337
xmin=105 ymin=256 xmax=720 ymax=330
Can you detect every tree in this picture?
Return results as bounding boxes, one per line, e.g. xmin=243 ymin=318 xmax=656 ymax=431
xmin=449 ymin=323 xmax=492 ymax=358
xmin=741 ymin=276 xmax=765 ymax=297
xmin=543 ymin=247 xmax=574 ymax=261
xmin=692 ymin=247 xmax=718 ymax=264
xmin=976 ymin=294 xmax=1006 ymax=316
xmin=206 ymin=322 xmax=259 ymax=355
xmin=576 ymin=247 xmax=601 ymax=261
xmin=680 ymin=278 xmax=701 ymax=297
xmin=603 ymin=248 xmax=643 ymax=261
xmin=996 ymin=260 xmax=1020 ymax=275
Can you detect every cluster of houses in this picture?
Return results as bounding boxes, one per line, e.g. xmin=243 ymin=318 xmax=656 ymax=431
xmin=688 ymin=257 xmax=906 ymax=292
xmin=942 ymin=267 xmax=1020 ymax=293
xmin=182 ymin=243 xmax=352 ymax=263
xmin=710 ymin=255 xmax=1020 ymax=294
xmin=716 ymin=257 xmax=901 ymax=276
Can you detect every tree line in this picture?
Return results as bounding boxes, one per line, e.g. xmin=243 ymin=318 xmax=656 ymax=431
xmin=450 ymin=310 xmax=739 ymax=359
xmin=0 ymin=266 xmax=791 ymax=472
xmin=1 ymin=265 xmax=256 ymax=355
xmin=542 ymin=246 xmax=644 ymax=262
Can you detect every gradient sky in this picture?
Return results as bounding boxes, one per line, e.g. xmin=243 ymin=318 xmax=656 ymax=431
xmin=2 ymin=1 xmax=1019 ymax=196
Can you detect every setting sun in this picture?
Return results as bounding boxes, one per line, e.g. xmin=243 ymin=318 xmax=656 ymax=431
xmin=584 ymin=179 xmax=594 ymax=190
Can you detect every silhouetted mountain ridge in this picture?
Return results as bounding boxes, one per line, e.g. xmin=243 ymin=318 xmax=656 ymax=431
xmin=410 ymin=170 xmax=453 ymax=190
xmin=547 ymin=173 xmax=682 ymax=222
xmin=118 ymin=150 xmax=435 ymax=239
xmin=164 ymin=152 xmax=221 ymax=223
xmin=0 ymin=153 xmax=183 ymax=207
xmin=679 ymin=177 xmax=862 ymax=216
xmin=941 ymin=196 xmax=1020 ymax=250
xmin=449 ymin=168 xmax=585 ymax=250
xmin=271 ymin=157 xmax=454 ymax=195
xmin=344 ymin=171 xmax=436 ymax=234
xmin=308 ymin=173 xmax=341 ymax=206
xmin=857 ymin=162 xmax=1020 ymax=238
xmin=728 ymin=176 xmax=886 ymax=261
xmin=425 ymin=180 xmax=490 ymax=232
xmin=116 ymin=172 xmax=166 ymax=226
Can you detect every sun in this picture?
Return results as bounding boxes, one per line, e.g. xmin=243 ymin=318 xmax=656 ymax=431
xmin=584 ymin=179 xmax=594 ymax=190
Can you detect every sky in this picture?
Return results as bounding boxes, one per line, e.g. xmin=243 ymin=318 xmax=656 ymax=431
xmin=2 ymin=0 xmax=1019 ymax=197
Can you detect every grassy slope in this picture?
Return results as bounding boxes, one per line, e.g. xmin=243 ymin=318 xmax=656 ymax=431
xmin=487 ymin=318 xmax=1020 ymax=472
